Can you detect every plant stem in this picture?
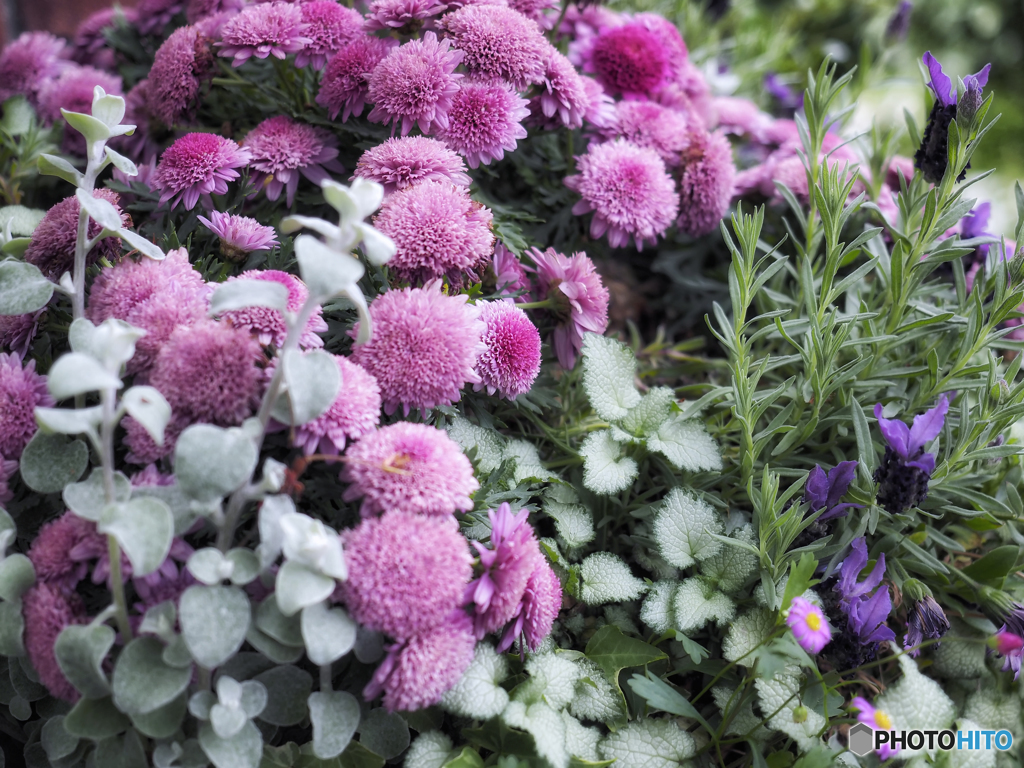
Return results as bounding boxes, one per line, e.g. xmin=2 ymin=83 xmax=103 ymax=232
xmin=100 ymin=386 xmax=133 ymax=642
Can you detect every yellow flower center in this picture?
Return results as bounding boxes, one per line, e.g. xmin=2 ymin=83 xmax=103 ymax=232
xmin=874 ymin=710 xmax=893 ymax=730
xmin=805 ymin=612 xmax=822 ymax=631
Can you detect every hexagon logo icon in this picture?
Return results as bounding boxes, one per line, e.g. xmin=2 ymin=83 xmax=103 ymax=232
xmin=849 ymin=722 xmax=874 ymax=757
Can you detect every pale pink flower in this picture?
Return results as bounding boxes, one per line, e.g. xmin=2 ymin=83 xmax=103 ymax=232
xmin=315 ymin=36 xmax=395 ymax=122
xmin=243 ymin=115 xmax=344 ymax=207
xmin=296 ymin=0 xmax=363 ymax=69
xmin=439 ymin=80 xmax=530 ymax=168
xmin=440 ymin=5 xmax=548 ymax=90
xmin=217 ymin=2 xmax=312 ymax=67
xmin=219 ymin=269 xmax=327 ymax=348
xmin=355 ymin=136 xmax=471 ymax=193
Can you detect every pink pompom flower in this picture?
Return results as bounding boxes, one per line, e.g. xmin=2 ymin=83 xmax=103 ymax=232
xmin=364 ymin=0 xmax=446 ymax=32
xmin=439 ymin=80 xmax=529 ymax=168
xmin=219 ymin=269 xmax=327 ymax=349
xmin=475 ymin=300 xmax=541 ymax=399
xmin=497 ymin=558 xmax=561 ymax=653
xmin=0 ymin=458 xmax=16 ymax=506
xmin=529 ymin=247 xmax=609 ymax=369
xmin=0 ymin=31 xmax=67 ymax=105
xmin=367 ymin=32 xmax=463 ymax=136
xmin=355 ymin=136 xmax=471 ymax=193
xmin=154 ymin=132 xmax=252 ymax=210
xmin=216 ymin=2 xmax=312 ymax=67
xmin=785 ymin=597 xmax=831 ymax=654
xmin=146 ymin=25 xmax=214 ymax=127
xmin=28 ymin=512 xmax=101 ymax=587
xmin=583 ymin=20 xmax=670 ymax=98
xmin=22 ymin=583 xmax=88 ymax=702
xmin=296 ymin=0 xmax=363 ymax=69
xmin=374 ymin=180 xmax=494 ymax=285
xmin=289 ymin=355 xmax=380 ymax=455
xmin=341 ymin=422 xmax=478 ymax=517
xmin=580 ymin=76 xmax=616 ymax=130
xmin=565 ymin=139 xmax=679 ymax=250
xmin=315 ymin=36 xmax=395 ymax=122
xmin=198 ymin=210 xmax=280 ymax=261
xmin=441 ymin=5 xmax=548 ymax=90
xmin=850 ymin=698 xmax=899 ymax=760
xmin=243 ymin=115 xmax=344 ymax=207
xmin=341 ymin=510 xmax=473 ymax=640
xmin=531 ymin=49 xmax=588 ymax=130
xmin=606 ymin=100 xmax=691 ymax=166
xmin=0 ymin=353 xmax=53 ymax=459
xmin=24 ymin=190 xmax=128 ymax=281
xmin=677 ymin=130 xmax=736 ymax=238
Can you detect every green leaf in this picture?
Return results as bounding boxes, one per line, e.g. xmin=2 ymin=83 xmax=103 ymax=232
xmin=188 ymin=548 xmax=235 ymax=586
xmin=41 ymin=715 xmax=80 ymax=762
xmin=779 ymin=552 xmax=817 ymax=613
xmin=584 ymin=626 xmax=666 ymax=716
xmin=300 ymin=601 xmax=356 ymax=666
xmin=442 ymin=748 xmax=484 ymax=768
xmin=0 ymin=600 xmax=25 ymax=656
xmin=579 ymin=431 xmax=637 ymax=495
xmin=61 ymin=109 xmax=110 ymax=143
xmin=75 ymin=188 xmax=123 ymax=231
xmin=0 ymin=554 xmax=34 ymax=601
xmin=580 ymin=334 xmax=641 ymax=421
xmin=104 ymin=147 xmax=137 ymax=177
xmin=0 ymin=205 xmax=46 ymax=235
xmin=63 ymin=469 xmax=131 ymax=522
xmin=119 ymin=228 xmax=164 ymax=260
xmin=179 ymin=585 xmax=251 ymax=669
xmin=359 ymin=709 xmax=409 ymax=761
xmin=308 ymin=691 xmax=360 ymax=759
xmin=200 ymin=721 xmax=263 ymax=768
xmin=0 ymin=260 xmax=54 ymax=315
xmin=112 ymin=637 xmax=192 ymax=715
xmin=578 ymin=552 xmax=646 ymax=605
xmin=255 ymin=597 xmax=304 ymax=648
xmin=627 ymin=673 xmax=713 ymax=735
xmin=19 ymin=431 xmax=89 ymax=493
xmin=38 ymin=154 xmax=84 ymax=187
xmin=253 ymin=666 xmax=313 ymax=727
xmin=47 ymin=352 xmax=122 ymax=400
xmin=275 ymin=561 xmax=336 ymax=617
xmin=175 ymin=425 xmax=258 ymax=504
xmin=961 ymin=545 xmax=1020 ymax=586
xmin=644 ymin=414 xmax=722 ymax=473
xmin=98 ymin=497 xmax=174 ymax=577
xmin=122 ymin=386 xmax=171 ymax=447
xmin=130 ymin=692 xmax=188 ymax=738
xmin=36 ymin=405 xmax=103 ymax=437
xmin=209 ymin=279 xmax=289 ymax=315
xmin=271 ymin=350 xmax=341 ymax=427
xmin=1 ymin=96 xmax=34 ymax=136
xmin=54 ymin=624 xmax=115 ymax=699
xmin=91 ymin=91 xmax=126 ymax=128
xmin=63 ymin=697 xmax=131 ymax=741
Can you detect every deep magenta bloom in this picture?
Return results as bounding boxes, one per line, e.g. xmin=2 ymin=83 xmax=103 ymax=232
xmin=295 ymin=0 xmax=362 ymax=69
xmin=439 ymin=81 xmax=529 ymax=168
xmin=198 ymin=210 xmax=280 ymax=261
xmin=993 ymin=629 xmax=1024 ymax=656
xmin=149 ymin=320 xmax=264 ymax=425
xmin=531 ymin=49 xmax=588 ymax=130
xmin=290 ymin=355 xmax=380 ymax=455
xmin=243 ymin=115 xmax=343 ymax=207
xmin=474 ymin=300 xmax=541 ymax=399
xmin=38 ymin=65 xmax=123 ymax=154
xmin=124 ymin=414 xmax=190 ymax=465
xmin=364 ymin=611 xmax=476 ymax=712
xmin=0 ymin=31 xmax=67 ymax=105
xmin=146 ymin=25 xmax=214 ymax=127
xmin=441 ymin=5 xmax=548 ymax=90
xmin=28 ymin=512 xmax=101 ymax=587
xmin=584 ymin=21 xmax=669 ymax=97
xmin=342 ymin=510 xmax=473 ymax=640
xmin=315 ymin=36 xmax=395 ymax=122
xmin=677 ymin=129 xmax=736 ymax=238
xmin=0 ymin=312 xmax=41 ymax=360
xmin=135 ymin=0 xmax=185 ymax=35
xmin=154 ymin=132 xmax=252 ymax=210
xmin=220 ymin=269 xmax=327 ymax=349
xmin=529 ymin=247 xmax=609 ymax=369
xmin=995 ymin=607 xmax=1024 ymax=680
xmin=850 ymin=698 xmax=899 ymax=760
xmin=351 ymin=283 xmax=486 ymax=414
xmin=22 ymin=583 xmax=88 ymax=702
xmin=216 ymin=2 xmax=312 ymax=66
xmin=341 ymin=422 xmax=478 ymax=517
xmin=374 ymin=180 xmax=494 ymax=285
xmin=786 ymin=597 xmax=831 ymax=654
xmin=607 ymin=100 xmax=691 ymax=166
xmin=565 ymin=139 xmax=679 ymax=250
xmin=367 ymin=33 xmax=463 ymax=136
xmin=364 ymin=0 xmax=446 ymax=31
xmin=804 ymin=461 xmax=861 ymax=522
xmin=873 ymin=395 xmax=949 ymax=515
xmin=0 ymin=353 xmax=53 ymax=459
xmin=355 ymin=136 xmax=471 ymax=193
xmin=24 ymin=190 xmax=127 ymax=280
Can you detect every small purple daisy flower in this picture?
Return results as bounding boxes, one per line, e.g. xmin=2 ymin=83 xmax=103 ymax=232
xmin=198 ymin=210 xmax=280 ymax=261
xmin=315 ymin=35 xmax=395 ymax=122
xmin=216 ymin=2 xmax=312 ymax=67
xmin=24 ymin=190 xmax=127 ymax=281
xmin=219 ymin=269 xmax=328 ymax=349
xmin=439 ymin=80 xmax=530 ymax=168
xmin=440 ymin=5 xmax=548 ymax=90
xmin=355 ymin=136 xmax=471 ymax=193
xmin=0 ymin=353 xmax=53 ymax=459
xmin=0 ymin=31 xmax=67 ymax=105
xmin=296 ymin=0 xmax=363 ymax=69
xmin=364 ymin=0 xmax=446 ymax=32
xmin=872 ymin=395 xmax=949 ymax=515
xmin=243 ymin=115 xmax=344 ymax=207
xmin=289 ymin=354 xmax=380 ymax=455
xmin=153 ymin=132 xmax=252 ymax=210
xmin=367 ymin=32 xmax=464 ymax=136
xmin=850 ymin=698 xmax=899 ymax=760
xmin=676 ymin=129 xmax=736 ymax=238
xmin=474 ymin=300 xmax=541 ymax=399
xmin=786 ymin=597 xmax=831 ymax=654
xmin=146 ymin=25 xmax=214 ymax=127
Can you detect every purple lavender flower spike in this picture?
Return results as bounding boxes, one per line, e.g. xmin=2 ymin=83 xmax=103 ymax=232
xmin=872 ymin=395 xmax=949 ymax=514
xmin=836 ymin=538 xmax=886 ymax=608
xmin=832 ymin=537 xmax=896 ymax=645
xmin=804 ymin=460 xmax=862 ymax=522
xmin=849 ymin=587 xmax=897 ymax=644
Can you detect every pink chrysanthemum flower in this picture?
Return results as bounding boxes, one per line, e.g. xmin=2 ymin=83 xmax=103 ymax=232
xmin=676 ymin=129 xmax=736 ymax=238
xmin=243 ymin=115 xmax=344 ymax=207
xmin=130 ymin=464 xmax=176 ymax=487
xmin=38 ymin=65 xmax=124 ymax=154
xmin=0 ymin=31 xmax=67 ymax=105
xmin=364 ymin=0 xmax=446 ymax=31
xmin=22 ymin=583 xmax=88 ymax=702
xmin=0 ymin=353 xmax=53 ymax=459
xmin=632 ymin=12 xmax=687 ymax=70
xmin=374 ymin=181 xmax=494 ymax=285
xmin=341 ymin=510 xmax=473 ymax=640
xmin=186 ymin=0 xmax=244 ymax=24
xmin=153 ymin=132 xmax=252 ymax=210
xmin=584 ymin=21 xmax=669 ymax=97
xmin=24 ymin=190 xmax=127 ymax=281
xmin=355 ymin=136 xmax=471 ymax=194
xmin=467 ymin=503 xmax=542 ymax=637
xmin=219 ymin=269 xmax=327 ymax=349
xmin=565 ymin=139 xmax=678 ymax=250
xmin=315 ymin=36 xmax=394 ymax=122
xmin=88 ymin=247 xmax=210 ymax=376
xmin=580 ymin=76 xmax=616 ymax=130
xmin=28 ymin=512 xmax=101 ymax=587
xmin=149 ymin=320 xmax=264 ymax=425
xmin=135 ymin=0 xmax=185 ymax=35
xmin=365 ymin=611 xmax=475 ymax=712
xmin=290 ymin=355 xmax=380 ymax=455
xmin=72 ymin=8 xmax=136 ymax=67
xmin=488 ymin=244 xmax=531 ymax=299
xmin=475 ymin=300 xmax=541 ymax=399
xmin=341 ymin=422 xmax=478 ymax=516
xmin=508 ymin=0 xmax=558 ymax=25
xmin=785 ymin=597 xmax=831 ymax=654
xmin=0 ymin=311 xmax=42 ymax=360
xmin=198 ymin=210 xmax=279 ymax=261
xmin=146 ymin=25 xmax=214 ymax=127
xmin=351 ymin=282 xmax=486 ymax=414
xmin=441 ymin=5 xmax=548 ymax=90
xmin=713 ymin=96 xmax=773 ymax=142
xmin=439 ymin=80 xmax=529 ymax=168
xmin=531 ymin=49 xmax=588 ymax=130
xmin=850 ymin=698 xmax=899 ymax=760
xmin=195 ymin=9 xmax=240 ymax=37
xmin=498 ymin=558 xmax=561 ymax=652
xmin=367 ymin=32 xmax=463 ymax=136
xmin=217 ymin=2 xmax=312 ymax=67
xmin=0 ymin=458 xmax=16 ymax=505
xmin=529 ymin=247 xmax=609 ymax=369
xmin=296 ymin=0 xmax=363 ymax=69
xmin=653 ymin=60 xmax=711 ymax=121
xmin=607 ymin=100 xmax=691 ymax=166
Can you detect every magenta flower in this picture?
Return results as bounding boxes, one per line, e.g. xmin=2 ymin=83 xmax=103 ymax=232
xmin=243 ymin=115 xmax=343 ymax=207
xmin=341 ymin=422 xmax=478 ymax=517
xmin=0 ymin=312 xmax=41 ymax=360
xmin=714 ymin=97 xmax=774 ymax=142
xmin=117 ymin=79 xmax=161 ymax=162
xmin=439 ymin=80 xmax=530 ymax=168
xmin=529 ymin=247 xmax=609 ymax=369
xmin=355 ymin=136 xmax=471 ymax=194
xmin=38 ymin=65 xmax=123 ymax=154
xmin=134 ymin=0 xmax=185 ymax=35
xmin=341 ymin=510 xmax=473 ymax=640
xmin=198 ymin=210 xmax=280 ymax=261
xmin=289 ymin=355 xmax=380 ymax=455
xmin=489 ymin=244 xmax=531 ymax=299
xmin=677 ymin=129 xmax=736 ymax=238
xmin=146 ymin=25 xmax=214 ymax=127
xmin=873 ymin=395 xmax=949 ymax=515
xmin=565 ymin=139 xmax=679 ymax=251
xmin=154 ymin=132 xmax=252 ymax=210
xmin=0 ymin=354 xmax=53 ymax=459
xmin=475 ymin=300 xmax=541 ymax=400
xmin=580 ymin=76 xmax=616 ymax=130
xmin=441 ymin=5 xmax=548 ymax=90
xmin=24 ymin=190 xmax=127 ymax=281
xmin=72 ymin=8 xmax=134 ymax=67
xmin=364 ymin=0 xmax=446 ymax=31
xmin=124 ymin=414 xmax=190 ymax=465
xmin=216 ymin=2 xmax=312 ymax=67
xmin=498 ymin=559 xmax=561 ymax=653
xmin=219 ymin=269 xmax=327 ymax=348
xmin=315 ymin=36 xmax=395 ymax=122
xmin=28 ymin=512 xmax=102 ymax=587
xmin=295 ymin=0 xmax=362 ymax=69
xmin=374 ymin=180 xmax=494 ymax=285
xmin=786 ymin=597 xmax=831 ymax=654
xmin=22 ymin=583 xmax=88 ymax=702
xmin=992 ymin=628 xmax=1024 ymax=657
xmin=584 ymin=22 xmax=669 ymax=97
xmin=0 ymin=31 xmax=67 ymax=105
xmin=363 ymin=611 xmax=476 ymax=712
xmin=607 ymin=100 xmax=691 ymax=166
xmin=351 ymin=282 xmax=486 ymax=415
xmin=367 ymin=33 xmax=463 ymax=136
xmin=531 ymin=49 xmax=588 ymax=130
xmin=850 ymin=698 xmax=899 ymax=760
xmin=995 ymin=604 xmax=1024 ymax=680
